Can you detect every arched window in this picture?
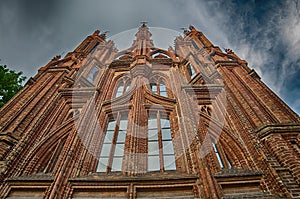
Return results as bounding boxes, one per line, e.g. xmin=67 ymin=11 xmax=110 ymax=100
xmin=115 ymin=79 xmax=131 ymax=98
xmin=187 ymin=63 xmax=196 ymax=79
xmin=87 ymin=66 xmax=99 ymax=83
xmin=210 ymin=137 xmax=232 ymax=169
xmin=97 ymin=114 xmax=128 ymax=173
xmin=115 ymin=82 xmax=124 ymax=97
xmin=147 ymin=112 xmax=176 ymax=172
xmin=150 ymin=79 xmax=168 ymax=97
xmin=159 ymin=81 xmax=167 ymax=97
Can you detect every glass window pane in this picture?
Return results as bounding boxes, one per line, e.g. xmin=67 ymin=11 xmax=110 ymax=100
xmin=161 ymin=128 xmax=172 ymax=140
xmin=148 ymin=141 xmax=159 ymax=155
xmin=150 ymin=83 xmax=157 ymax=93
xmin=148 ymin=156 xmax=160 ymax=171
xmin=160 ymin=118 xmax=170 ymax=128
xmin=212 ymin=143 xmax=218 ymax=152
xmin=159 ymin=83 xmax=166 ymax=92
xmin=116 ymin=83 xmax=124 ymax=97
xmin=111 ymin=157 xmax=123 ymax=171
xmin=188 ymin=63 xmax=196 ymax=78
xmin=117 ymin=131 xmax=126 ymax=143
xmin=96 ymin=157 xmax=108 ymax=172
xmin=104 ymin=131 xmax=114 ymax=143
xmin=107 ymin=120 xmax=116 ymax=130
xmin=162 ymin=141 xmax=175 ymax=155
xmin=148 ymin=129 xmax=158 ymax=141
xmin=148 ymin=113 xmax=158 ymax=129
xmin=125 ymin=82 xmax=130 ymax=92
xmin=100 ymin=143 xmax=111 ymax=157
xmin=114 ymin=143 xmax=124 ymax=156
xmin=216 ymin=152 xmax=224 ymax=168
xmin=119 ymin=119 xmax=128 ymax=130
xmin=88 ymin=67 xmax=99 ymax=82
xmin=160 ymin=91 xmax=167 ymax=97
xmin=164 ymin=155 xmax=176 ymax=170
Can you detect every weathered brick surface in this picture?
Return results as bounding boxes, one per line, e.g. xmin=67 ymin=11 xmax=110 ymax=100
xmin=0 ymin=25 xmax=299 ymax=198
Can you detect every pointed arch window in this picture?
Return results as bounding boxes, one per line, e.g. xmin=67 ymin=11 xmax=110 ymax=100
xmin=115 ymin=79 xmax=131 ymax=98
xmin=97 ymin=114 xmax=128 ymax=173
xmin=210 ymin=137 xmax=232 ymax=169
xmin=150 ymin=79 xmax=168 ymax=97
xmin=187 ymin=63 xmax=196 ymax=79
xmin=87 ymin=66 xmax=99 ymax=83
xmin=147 ymin=112 xmax=176 ymax=172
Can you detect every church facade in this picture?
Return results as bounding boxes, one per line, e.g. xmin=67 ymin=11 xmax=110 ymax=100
xmin=0 ymin=24 xmax=299 ymax=198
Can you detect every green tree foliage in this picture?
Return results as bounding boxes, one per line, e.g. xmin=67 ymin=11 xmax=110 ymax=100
xmin=0 ymin=65 xmax=26 ymax=108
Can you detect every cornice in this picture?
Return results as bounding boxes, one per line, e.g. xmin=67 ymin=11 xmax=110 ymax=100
xmin=255 ymin=123 xmax=300 ymax=139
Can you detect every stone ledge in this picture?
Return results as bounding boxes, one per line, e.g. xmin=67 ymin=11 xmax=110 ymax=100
xmin=70 ymin=171 xmax=197 ymax=183
xmin=255 ymin=123 xmax=300 ymax=139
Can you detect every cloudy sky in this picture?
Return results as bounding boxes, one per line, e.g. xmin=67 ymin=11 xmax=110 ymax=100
xmin=0 ymin=0 xmax=299 ymax=115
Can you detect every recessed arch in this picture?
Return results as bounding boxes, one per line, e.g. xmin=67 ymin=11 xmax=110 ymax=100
xmin=22 ymin=120 xmax=74 ymax=174
xmin=198 ymin=113 xmax=253 ymax=169
xmin=148 ymin=73 xmax=173 ymax=98
xmin=149 ymin=49 xmax=172 ymax=59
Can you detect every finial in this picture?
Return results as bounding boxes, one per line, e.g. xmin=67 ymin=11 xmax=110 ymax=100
xmin=140 ymin=21 xmax=148 ymax=27
xmin=51 ymin=55 xmax=61 ymax=61
xmin=93 ymin=30 xmax=100 ymax=36
xmin=189 ymin=25 xmax=196 ymax=32
xmin=225 ymin=49 xmax=233 ymax=54
xmin=180 ymin=27 xmax=190 ymax=35
xmin=100 ymin=31 xmax=109 ymax=40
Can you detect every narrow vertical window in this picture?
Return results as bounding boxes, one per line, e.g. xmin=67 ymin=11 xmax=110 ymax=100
xmin=87 ymin=66 xmax=99 ymax=83
xmin=161 ymin=115 xmax=176 ymax=170
xmin=150 ymin=83 xmax=158 ymax=94
xmin=111 ymin=115 xmax=127 ymax=171
xmin=97 ymin=114 xmax=128 ymax=173
xmin=147 ymin=112 xmax=176 ymax=172
xmin=125 ymin=80 xmax=131 ymax=92
xmin=115 ymin=79 xmax=131 ymax=98
xmin=97 ymin=119 xmax=116 ymax=172
xmin=115 ymin=82 xmax=124 ymax=97
xmin=159 ymin=81 xmax=167 ymax=97
xmin=148 ymin=114 xmax=160 ymax=171
xmin=211 ymin=137 xmax=232 ymax=169
xmin=150 ymin=79 xmax=168 ymax=97
xmin=187 ymin=63 xmax=196 ymax=79
xmin=211 ymin=138 xmax=224 ymax=168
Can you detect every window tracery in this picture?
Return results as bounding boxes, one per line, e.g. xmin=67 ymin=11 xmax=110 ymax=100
xmin=150 ymin=78 xmax=168 ymax=97
xmin=97 ymin=114 xmax=128 ymax=173
xmin=115 ymin=78 xmax=131 ymax=97
xmin=147 ymin=112 xmax=176 ymax=171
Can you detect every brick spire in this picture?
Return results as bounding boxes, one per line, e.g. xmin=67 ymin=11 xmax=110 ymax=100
xmin=131 ymin=22 xmax=154 ymax=55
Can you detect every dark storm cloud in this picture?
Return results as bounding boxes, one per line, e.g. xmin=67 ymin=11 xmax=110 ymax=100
xmin=193 ymin=0 xmax=300 ymax=115
xmin=0 ymin=0 xmax=299 ymax=114
xmin=0 ymin=0 xmax=64 ymax=77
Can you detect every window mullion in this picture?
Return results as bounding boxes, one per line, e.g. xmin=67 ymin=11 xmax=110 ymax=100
xmin=157 ymin=112 xmax=164 ymax=171
xmin=108 ymin=113 xmax=121 ymax=172
xmin=122 ymin=80 xmax=127 ymax=94
xmin=157 ymin=82 xmax=160 ymax=95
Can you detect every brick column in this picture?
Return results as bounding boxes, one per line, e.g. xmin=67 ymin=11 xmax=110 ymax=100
xmin=264 ymin=133 xmax=300 ymax=184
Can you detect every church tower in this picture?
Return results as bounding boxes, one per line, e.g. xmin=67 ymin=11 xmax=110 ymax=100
xmin=0 ymin=24 xmax=299 ymax=198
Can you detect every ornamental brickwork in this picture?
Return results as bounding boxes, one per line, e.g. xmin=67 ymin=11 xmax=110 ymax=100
xmin=0 ymin=24 xmax=299 ymax=198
